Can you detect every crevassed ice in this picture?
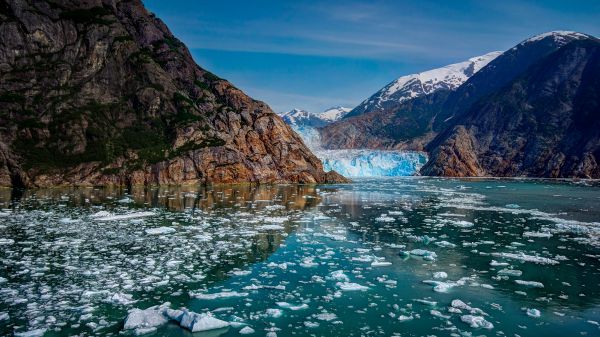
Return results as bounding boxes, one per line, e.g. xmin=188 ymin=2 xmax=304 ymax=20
xmin=291 ymin=125 xmax=428 ymax=177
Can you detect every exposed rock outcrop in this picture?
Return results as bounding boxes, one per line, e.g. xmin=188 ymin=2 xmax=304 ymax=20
xmin=0 ymin=0 xmax=347 ymax=187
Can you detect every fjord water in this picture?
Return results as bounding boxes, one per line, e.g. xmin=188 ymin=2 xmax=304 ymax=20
xmin=0 ymin=178 xmax=599 ymax=337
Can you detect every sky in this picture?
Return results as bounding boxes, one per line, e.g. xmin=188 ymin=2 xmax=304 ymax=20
xmin=142 ymin=0 xmax=600 ymax=113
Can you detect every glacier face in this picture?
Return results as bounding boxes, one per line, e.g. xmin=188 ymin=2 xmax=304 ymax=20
xmin=292 ymin=125 xmax=427 ymax=177
xmin=317 ymin=149 xmax=428 ymax=177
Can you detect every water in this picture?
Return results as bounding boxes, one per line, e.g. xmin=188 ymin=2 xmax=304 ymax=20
xmin=0 ymin=178 xmax=599 ymax=337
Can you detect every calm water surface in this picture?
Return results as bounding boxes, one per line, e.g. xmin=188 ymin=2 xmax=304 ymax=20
xmin=0 ymin=178 xmax=599 ymax=337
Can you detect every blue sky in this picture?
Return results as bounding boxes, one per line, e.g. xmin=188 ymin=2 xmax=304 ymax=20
xmin=143 ymin=0 xmax=600 ymax=113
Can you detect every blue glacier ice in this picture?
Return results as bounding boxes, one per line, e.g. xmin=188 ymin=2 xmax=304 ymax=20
xmin=291 ymin=125 xmax=428 ymax=177
xmin=316 ymin=149 xmax=427 ymax=177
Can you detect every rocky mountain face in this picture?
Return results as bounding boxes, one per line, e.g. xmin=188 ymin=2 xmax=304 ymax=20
xmin=422 ymin=38 xmax=600 ymax=178
xmin=0 ymin=0 xmax=347 ymax=187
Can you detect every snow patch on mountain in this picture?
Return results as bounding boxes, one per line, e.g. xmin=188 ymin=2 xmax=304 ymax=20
xmin=278 ymin=106 xmax=352 ymax=128
xmin=520 ymin=31 xmax=590 ymax=46
xmin=349 ymin=51 xmax=502 ymax=116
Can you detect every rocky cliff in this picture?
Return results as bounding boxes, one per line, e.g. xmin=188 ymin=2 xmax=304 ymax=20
xmin=422 ymin=39 xmax=600 ymax=178
xmin=0 ymin=0 xmax=347 ymax=187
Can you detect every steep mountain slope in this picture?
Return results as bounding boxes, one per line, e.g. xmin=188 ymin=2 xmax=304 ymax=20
xmin=319 ymin=106 xmax=352 ymax=122
xmin=422 ymin=38 xmax=600 ymax=178
xmin=345 ymin=52 xmax=501 ymax=119
xmin=320 ymin=31 xmax=593 ymax=152
xmin=0 ymin=0 xmax=346 ymax=187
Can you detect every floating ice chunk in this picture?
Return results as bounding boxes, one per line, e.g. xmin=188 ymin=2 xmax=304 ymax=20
xmin=108 ymin=292 xmax=136 ymax=305
xmin=300 ymin=258 xmax=319 ymax=268
xmin=515 ymin=280 xmax=544 ymax=288
xmin=489 ymin=260 xmax=509 ymax=267
xmin=450 ymin=220 xmax=474 ymax=228
xmin=433 ymin=272 xmax=448 ymax=279
xmin=328 ymin=270 xmax=350 ymax=282
xmin=526 ymin=308 xmax=541 ymax=318
xmin=430 ymin=310 xmax=450 ymax=319
xmin=375 ymin=214 xmax=395 ymax=222
xmin=336 ymin=282 xmax=369 ymax=291
xmin=398 ymin=315 xmax=414 ymax=322
xmin=0 ymin=238 xmax=14 ymax=245
xmin=265 ymin=308 xmax=283 ymax=318
xmin=460 ymin=315 xmax=494 ymax=329
xmin=523 ymin=232 xmax=552 ymax=238
xmin=497 ymin=269 xmax=522 ymax=277
xmin=423 ymin=280 xmax=455 ymax=293
xmin=0 ymin=312 xmax=8 ymax=321
xmin=145 ymin=227 xmax=176 ymax=235
xmin=451 ymin=300 xmax=486 ymax=315
xmin=14 ymin=329 xmax=47 ymax=337
xmin=304 ymin=321 xmax=320 ymax=328
xmin=180 ymin=311 xmax=229 ymax=332
xmin=276 ymin=302 xmax=309 ymax=311
xmin=315 ymin=312 xmax=337 ymax=321
xmin=95 ymin=211 xmax=155 ymax=221
xmin=435 ymin=241 xmax=456 ymax=248
xmin=371 ymin=261 xmax=392 ymax=267
xmin=239 ymin=326 xmax=255 ymax=334
xmin=124 ymin=304 xmax=169 ymax=332
xmin=191 ymin=291 xmax=249 ymax=300
xmin=257 ymin=224 xmax=285 ymax=231
xmin=406 ymin=249 xmax=438 ymax=261
xmin=491 ymin=252 xmax=559 ymax=265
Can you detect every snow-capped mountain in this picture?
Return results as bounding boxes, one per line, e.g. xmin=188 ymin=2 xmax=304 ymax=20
xmin=278 ymin=106 xmax=352 ymax=128
xmin=346 ymin=51 xmax=502 ymax=118
xmin=320 ymin=106 xmax=352 ymax=122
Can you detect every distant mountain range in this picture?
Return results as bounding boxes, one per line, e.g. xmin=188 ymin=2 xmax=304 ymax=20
xmin=313 ymin=31 xmax=600 ymax=178
xmin=278 ymin=106 xmax=352 ymax=128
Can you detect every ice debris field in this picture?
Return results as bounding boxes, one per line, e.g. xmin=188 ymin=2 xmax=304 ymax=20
xmin=0 ymin=178 xmax=599 ymax=337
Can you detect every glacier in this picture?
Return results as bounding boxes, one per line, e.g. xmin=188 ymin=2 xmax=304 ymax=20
xmin=291 ymin=125 xmax=427 ymax=177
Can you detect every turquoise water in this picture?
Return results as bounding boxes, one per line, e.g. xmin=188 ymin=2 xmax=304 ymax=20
xmin=0 ymin=178 xmax=599 ymax=337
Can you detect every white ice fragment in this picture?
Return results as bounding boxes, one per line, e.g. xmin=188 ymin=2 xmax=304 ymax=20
xmin=190 ymin=291 xmax=249 ymax=300
xmin=491 ymin=252 xmax=559 ymax=265
xmin=433 ymin=272 xmax=448 ymax=279
xmin=460 ymin=315 xmax=494 ymax=329
xmin=336 ymin=282 xmax=368 ymax=291
xmin=327 ymin=270 xmax=350 ymax=282
xmin=526 ymin=308 xmax=541 ymax=318
xmin=371 ymin=261 xmax=392 ymax=267
xmin=14 ymin=329 xmax=47 ymax=337
xmin=265 ymin=308 xmax=283 ymax=318
xmin=95 ymin=211 xmax=155 ymax=221
xmin=276 ymin=302 xmax=309 ymax=311
xmin=180 ymin=311 xmax=229 ymax=332
xmin=123 ymin=305 xmax=168 ymax=332
xmin=145 ymin=227 xmax=176 ymax=235
xmin=239 ymin=326 xmax=255 ymax=334
xmin=497 ymin=269 xmax=522 ymax=277
xmin=515 ymin=280 xmax=544 ymax=288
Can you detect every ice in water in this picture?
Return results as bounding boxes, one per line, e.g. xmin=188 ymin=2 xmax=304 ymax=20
xmin=0 ymin=178 xmax=599 ymax=337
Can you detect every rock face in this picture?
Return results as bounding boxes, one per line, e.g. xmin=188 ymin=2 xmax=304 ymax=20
xmin=422 ymin=38 xmax=600 ymax=178
xmin=0 ymin=0 xmax=347 ymax=187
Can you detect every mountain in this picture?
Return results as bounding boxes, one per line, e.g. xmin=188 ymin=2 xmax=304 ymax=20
xmin=320 ymin=31 xmax=595 ymax=153
xmin=320 ymin=106 xmax=352 ymax=122
xmin=422 ymin=37 xmax=600 ymax=178
xmin=278 ymin=106 xmax=351 ymax=128
xmin=344 ymin=52 xmax=501 ymax=119
xmin=0 ymin=0 xmax=347 ymax=187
